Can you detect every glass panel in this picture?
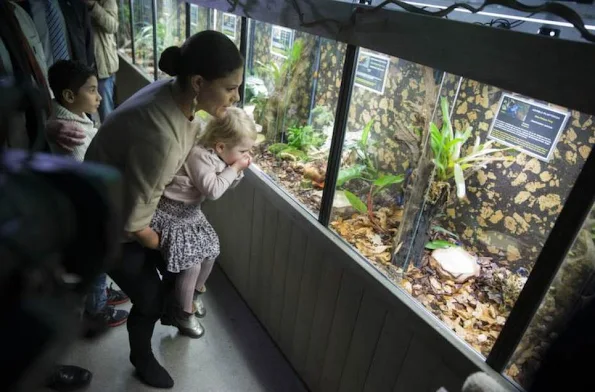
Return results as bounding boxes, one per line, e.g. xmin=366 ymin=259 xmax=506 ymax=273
xmin=401 ymin=79 xmax=594 ymax=356
xmin=330 ymin=48 xmax=440 ymax=288
xmin=156 ymin=0 xmax=186 ymax=79
xmin=329 ymin=49 xmax=595 ymax=357
xmin=248 ymin=20 xmax=346 ymax=215
xmin=210 ymin=9 xmax=241 ymax=48
xmin=505 ymin=203 xmax=595 ymax=388
xmin=117 ymin=0 xmax=132 ymax=59
xmin=189 ymin=4 xmax=209 ymax=35
xmin=132 ymin=0 xmax=155 ymax=79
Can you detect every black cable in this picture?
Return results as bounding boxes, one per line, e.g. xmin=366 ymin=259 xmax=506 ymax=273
xmin=289 ymin=0 xmax=595 ymax=43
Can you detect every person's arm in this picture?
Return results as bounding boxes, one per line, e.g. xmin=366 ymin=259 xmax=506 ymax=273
xmin=87 ymin=0 xmax=118 ymax=34
xmin=46 ymin=120 xmax=86 ymax=151
xmin=185 ymin=148 xmax=249 ymax=200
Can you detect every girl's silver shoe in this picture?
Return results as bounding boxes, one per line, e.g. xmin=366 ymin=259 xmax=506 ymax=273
xmin=193 ymin=296 xmax=207 ymax=318
xmin=174 ymin=309 xmax=204 ymax=338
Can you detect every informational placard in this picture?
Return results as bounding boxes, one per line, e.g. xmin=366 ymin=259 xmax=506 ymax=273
xmin=270 ymin=25 xmax=294 ymax=58
xmin=189 ymin=4 xmax=198 ymax=27
xmin=488 ymin=94 xmax=569 ymax=162
xmin=221 ymin=13 xmax=237 ymax=40
xmin=354 ymin=50 xmax=390 ymax=95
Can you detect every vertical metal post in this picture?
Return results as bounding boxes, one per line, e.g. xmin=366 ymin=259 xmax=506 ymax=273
xmin=318 ymin=45 xmax=358 ymax=226
xmin=487 ymin=147 xmax=595 ymax=371
xmin=129 ymin=0 xmax=136 ymax=64
xmin=151 ymin=0 xmax=158 ymax=80
xmin=238 ymin=17 xmax=248 ymax=107
xmin=185 ymin=2 xmax=191 ymax=39
xmin=307 ymin=36 xmax=322 ymax=125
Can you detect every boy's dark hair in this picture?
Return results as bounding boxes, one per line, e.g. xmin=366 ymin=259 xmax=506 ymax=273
xmin=48 ymin=60 xmax=97 ymax=105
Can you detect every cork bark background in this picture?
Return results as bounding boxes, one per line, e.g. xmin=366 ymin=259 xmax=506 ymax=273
xmin=439 ymin=76 xmax=595 ymax=270
xmin=249 ymin=21 xmax=318 ymax=132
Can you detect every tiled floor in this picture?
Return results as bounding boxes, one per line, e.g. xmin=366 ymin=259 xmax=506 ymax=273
xmin=46 ymin=266 xmax=307 ymax=392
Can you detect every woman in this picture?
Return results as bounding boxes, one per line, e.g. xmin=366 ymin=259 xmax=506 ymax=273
xmin=85 ymin=30 xmax=243 ymax=389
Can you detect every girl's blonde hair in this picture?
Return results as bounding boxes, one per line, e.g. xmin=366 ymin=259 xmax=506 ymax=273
xmin=199 ymin=107 xmax=257 ymax=148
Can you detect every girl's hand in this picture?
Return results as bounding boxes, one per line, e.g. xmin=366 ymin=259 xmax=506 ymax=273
xmin=232 ymin=154 xmax=252 ymax=172
xmin=46 ymin=120 xmax=86 ymax=152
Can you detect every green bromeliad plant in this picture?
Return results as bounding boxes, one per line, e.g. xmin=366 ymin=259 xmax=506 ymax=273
xmin=337 ymin=120 xmax=404 ymax=230
xmin=428 ymin=97 xmax=515 ymax=203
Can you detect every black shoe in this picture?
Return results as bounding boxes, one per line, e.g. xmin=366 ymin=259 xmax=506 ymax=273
xmin=46 ymin=365 xmax=92 ymax=392
xmin=107 ymin=283 xmax=129 ymax=305
xmin=85 ymin=305 xmax=128 ymax=328
xmin=131 ymin=354 xmax=174 ymax=388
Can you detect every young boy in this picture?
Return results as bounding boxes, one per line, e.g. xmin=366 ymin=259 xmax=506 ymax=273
xmin=47 ymin=60 xmax=129 ymax=327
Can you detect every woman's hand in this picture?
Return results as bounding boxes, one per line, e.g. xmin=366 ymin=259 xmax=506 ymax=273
xmin=231 ymin=153 xmax=251 ymax=172
xmin=46 ymin=120 xmax=86 ymax=152
xmin=133 ymin=227 xmax=160 ymax=249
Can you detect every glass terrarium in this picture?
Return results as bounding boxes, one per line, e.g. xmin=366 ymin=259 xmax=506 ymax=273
xmin=327 ymin=56 xmax=594 ymax=386
xmin=246 ymin=19 xmax=346 ymax=216
xmin=156 ymin=0 xmax=186 ymax=80
xmin=117 ymin=0 xmax=132 ymax=59
xmin=131 ymin=0 xmax=155 ymax=79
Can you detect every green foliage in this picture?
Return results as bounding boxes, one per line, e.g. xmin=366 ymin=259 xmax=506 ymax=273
xmin=344 ymin=191 xmax=368 ymax=214
xmin=425 ymin=240 xmax=456 ymax=250
xmin=338 ymin=120 xmax=404 ymax=216
xmin=266 ymin=125 xmax=326 ymax=162
xmin=337 ymin=165 xmax=366 ymax=187
xmin=287 ymin=125 xmax=326 ymax=151
xmin=254 ymin=39 xmax=308 ymax=140
xmin=430 ymin=97 xmax=516 ymax=198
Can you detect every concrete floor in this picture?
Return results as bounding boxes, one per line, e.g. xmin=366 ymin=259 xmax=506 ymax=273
xmin=50 ymin=266 xmax=308 ymax=392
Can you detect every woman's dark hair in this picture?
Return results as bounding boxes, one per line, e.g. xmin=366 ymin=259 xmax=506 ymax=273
xmin=159 ymin=30 xmax=244 ymax=83
xmin=48 ymin=60 xmax=97 ymax=105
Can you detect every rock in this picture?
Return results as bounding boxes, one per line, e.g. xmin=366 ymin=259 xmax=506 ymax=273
xmin=430 ymin=247 xmax=481 ymax=283
xmin=333 ymin=190 xmax=353 ymax=214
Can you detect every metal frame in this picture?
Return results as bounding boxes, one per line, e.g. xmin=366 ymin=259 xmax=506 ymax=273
xmin=151 ymin=0 xmax=158 ymax=80
xmin=193 ymin=0 xmax=595 ymax=115
xmin=318 ymin=45 xmax=358 ymax=226
xmin=238 ymin=17 xmax=248 ymax=106
xmin=129 ymin=0 xmax=136 ymax=64
xmin=487 ymin=148 xmax=595 ymax=371
xmin=185 ymin=2 xmax=191 ymax=39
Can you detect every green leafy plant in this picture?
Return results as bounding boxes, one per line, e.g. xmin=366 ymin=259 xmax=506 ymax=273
xmin=266 ymin=125 xmax=326 ymax=161
xmin=287 ymin=125 xmax=326 ymax=151
xmin=254 ymin=39 xmax=310 ymax=140
xmin=425 ymin=240 xmax=456 ymax=250
xmin=430 ymin=97 xmax=515 ymax=200
xmin=336 ymin=120 xmax=404 ymax=231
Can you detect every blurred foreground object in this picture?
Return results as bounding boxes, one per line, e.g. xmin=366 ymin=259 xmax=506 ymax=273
xmin=0 ymin=76 xmax=123 ymax=392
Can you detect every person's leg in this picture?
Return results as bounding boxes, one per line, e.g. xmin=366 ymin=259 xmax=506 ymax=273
xmin=84 ymin=273 xmax=107 ymax=314
xmin=108 ymin=242 xmax=173 ymax=388
xmin=97 ymin=75 xmax=115 ymax=123
xmin=165 ymin=265 xmax=204 ymax=338
xmin=194 ymin=258 xmax=215 ymax=291
xmin=84 ymin=273 xmax=128 ymax=328
xmin=193 ymin=258 xmax=215 ymax=318
xmin=176 ymin=265 xmax=202 ymax=313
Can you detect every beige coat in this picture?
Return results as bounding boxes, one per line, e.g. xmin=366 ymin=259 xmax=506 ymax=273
xmin=89 ymin=0 xmax=119 ymax=79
